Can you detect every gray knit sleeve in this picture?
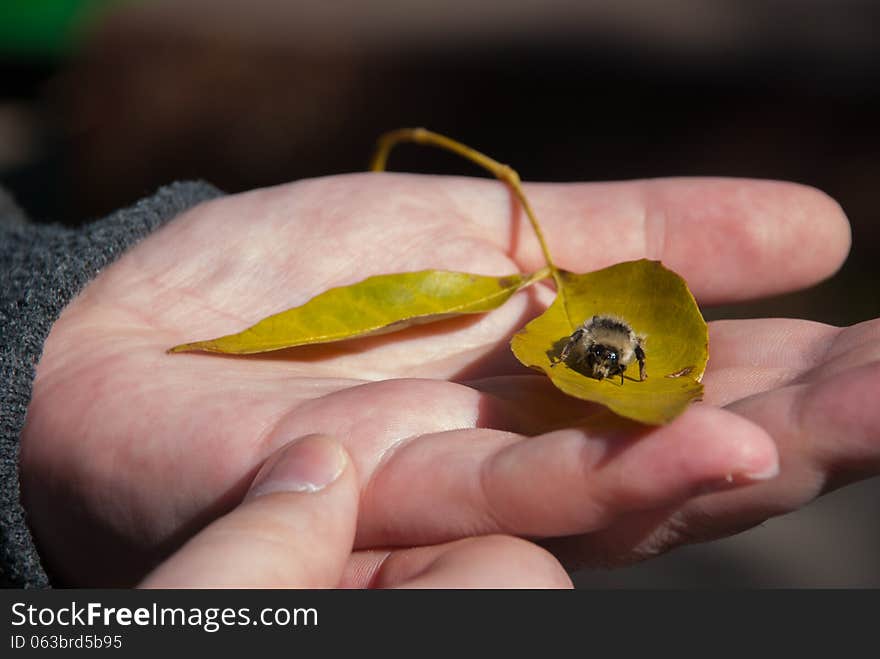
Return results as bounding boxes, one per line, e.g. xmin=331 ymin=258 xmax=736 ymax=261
xmin=1 ymin=181 xmax=224 ymax=588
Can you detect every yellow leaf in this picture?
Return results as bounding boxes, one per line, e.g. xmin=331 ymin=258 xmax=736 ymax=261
xmin=170 ymin=269 xmax=538 ymax=354
xmin=510 ymin=259 xmax=708 ymax=425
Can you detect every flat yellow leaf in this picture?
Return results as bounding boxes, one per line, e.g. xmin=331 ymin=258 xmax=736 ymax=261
xmin=170 ymin=269 xmax=533 ymax=354
xmin=510 ymin=260 xmax=708 ymax=425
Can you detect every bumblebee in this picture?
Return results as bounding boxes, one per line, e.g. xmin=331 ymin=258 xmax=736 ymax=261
xmin=558 ymin=315 xmax=647 ymax=385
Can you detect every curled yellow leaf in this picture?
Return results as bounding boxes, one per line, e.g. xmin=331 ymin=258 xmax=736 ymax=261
xmin=510 ymin=259 xmax=708 ymax=425
xmin=170 ymin=269 xmax=540 ymax=355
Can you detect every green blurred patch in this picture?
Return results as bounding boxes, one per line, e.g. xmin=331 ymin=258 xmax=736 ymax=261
xmin=0 ymin=0 xmax=131 ymax=56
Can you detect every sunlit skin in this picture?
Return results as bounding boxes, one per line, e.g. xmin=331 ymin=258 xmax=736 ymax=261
xmin=141 ymin=435 xmax=571 ymax=589
xmin=22 ymin=171 xmax=876 ymax=586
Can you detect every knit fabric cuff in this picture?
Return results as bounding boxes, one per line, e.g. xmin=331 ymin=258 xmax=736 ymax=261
xmin=0 ymin=181 xmax=224 ymax=587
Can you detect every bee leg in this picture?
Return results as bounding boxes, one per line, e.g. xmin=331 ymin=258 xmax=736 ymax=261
xmin=559 ymin=328 xmax=584 ymax=363
xmin=558 ymin=342 xmax=571 ymax=364
xmin=635 ymin=344 xmax=647 ymax=381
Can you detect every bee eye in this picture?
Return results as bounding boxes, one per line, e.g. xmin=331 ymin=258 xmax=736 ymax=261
xmin=607 ymin=351 xmax=618 ymax=363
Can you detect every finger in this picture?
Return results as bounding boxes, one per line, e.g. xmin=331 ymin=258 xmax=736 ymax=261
xmin=140 ymin=435 xmax=357 ymax=588
xmin=807 ymin=318 xmax=880 ymax=381
xmin=549 ymin=332 xmax=880 ymax=567
xmin=341 ymin=536 xmax=572 ymax=589
xmin=356 ymin=405 xmax=778 ymax=548
xmin=731 ymin=360 xmax=880 ymax=491
xmin=435 ymin=174 xmax=850 ymax=304
xmin=612 ymin=360 xmax=880 ymax=562
xmin=238 ymin=173 xmax=847 ymax=305
xmin=528 ymin=178 xmax=850 ymax=303
xmin=702 ymin=318 xmax=840 ymax=406
xmin=259 ymin=377 xmax=591 ymax=482
xmin=704 ymin=318 xmax=879 ymax=406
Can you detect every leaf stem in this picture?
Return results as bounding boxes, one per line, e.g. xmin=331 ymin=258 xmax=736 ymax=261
xmin=522 ymin=266 xmax=552 ymax=288
xmin=371 ymin=128 xmax=561 ymax=286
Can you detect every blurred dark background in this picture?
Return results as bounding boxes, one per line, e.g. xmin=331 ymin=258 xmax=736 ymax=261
xmin=2 ymin=0 xmax=878 ymax=587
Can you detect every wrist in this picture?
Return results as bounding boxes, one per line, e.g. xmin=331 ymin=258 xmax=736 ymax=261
xmin=1 ymin=181 xmax=223 ymax=587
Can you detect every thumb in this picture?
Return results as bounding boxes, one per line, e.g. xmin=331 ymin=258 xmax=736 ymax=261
xmin=140 ymin=434 xmax=357 ymax=588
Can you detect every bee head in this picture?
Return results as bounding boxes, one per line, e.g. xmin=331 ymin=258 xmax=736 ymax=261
xmin=587 ymin=343 xmax=619 ymax=380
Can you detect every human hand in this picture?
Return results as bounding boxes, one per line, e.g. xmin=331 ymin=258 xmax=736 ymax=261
xmin=21 ymin=173 xmax=859 ymax=585
xmin=141 ymin=434 xmax=568 ymax=588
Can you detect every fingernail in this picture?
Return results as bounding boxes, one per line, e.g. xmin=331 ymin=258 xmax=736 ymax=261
xmin=246 ymin=435 xmax=346 ymax=499
xmin=695 ymin=461 xmax=780 ymax=496
xmin=741 ymin=460 xmax=780 ymax=481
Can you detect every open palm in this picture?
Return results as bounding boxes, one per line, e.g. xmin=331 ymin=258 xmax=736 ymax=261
xmin=22 ymin=172 xmax=871 ymax=585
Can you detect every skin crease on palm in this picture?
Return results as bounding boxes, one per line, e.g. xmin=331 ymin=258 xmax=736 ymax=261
xmin=19 ymin=171 xmax=877 ymax=587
